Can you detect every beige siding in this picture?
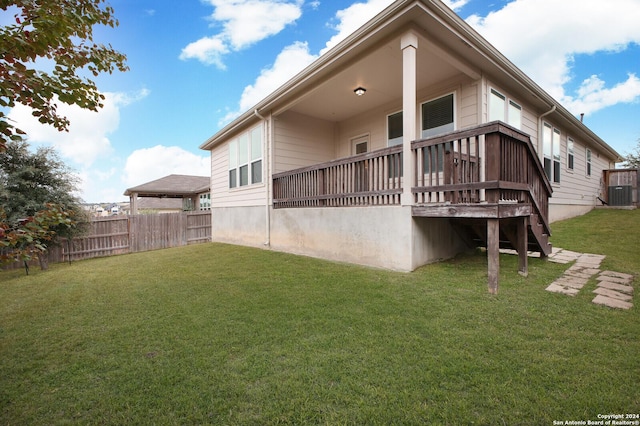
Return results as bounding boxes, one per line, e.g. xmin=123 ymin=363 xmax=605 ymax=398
xmin=459 ymin=82 xmax=478 ymax=129
xmin=337 ymin=105 xmax=392 ymax=158
xmin=273 ymin=111 xmax=336 ymax=173
xmin=337 ymin=79 xmax=476 ymax=158
xmin=549 ymin=130 xmax=609 ymax=207
xmin=210 ymin=142 xmax=267 ymax=208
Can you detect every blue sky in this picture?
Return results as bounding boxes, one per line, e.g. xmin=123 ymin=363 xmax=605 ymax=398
xmin=5 ymin=0 xmax=640 ymax=202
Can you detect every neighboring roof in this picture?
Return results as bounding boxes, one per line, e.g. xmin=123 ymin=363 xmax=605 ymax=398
xmin=199 ymin=0 xmax=621 ymax=161
xmin=123 ymin=174 xmax=210 ymax=197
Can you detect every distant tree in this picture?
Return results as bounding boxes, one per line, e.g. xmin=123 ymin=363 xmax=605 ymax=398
xmin=0 ymin=0 xmax=128 ymax=151
xmin=0 ymin=140 xmax=81 ymax=222
xmin=0 ymin=140 xmax=86 ymax=272
xmin=620 ymin=139 xmax=640 ymax=169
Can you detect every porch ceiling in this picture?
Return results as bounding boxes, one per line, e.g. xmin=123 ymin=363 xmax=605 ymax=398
xmin=287 ymin=34 xmax=465 ymax=122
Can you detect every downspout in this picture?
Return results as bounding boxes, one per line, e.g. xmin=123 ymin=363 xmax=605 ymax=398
xmin=254 ymin=109 xmax=271 ymax=247
xmin=538 ymin=104 xmax=556 ymax=157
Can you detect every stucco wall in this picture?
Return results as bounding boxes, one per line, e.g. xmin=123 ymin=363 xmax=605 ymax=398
xmin=412 ymin=217 xmax=470 ymax=270
xmin=269 ymin=206 xmax=469 ymax=271
xmin=211 ymin=206 xmax=267 ymax=247
xmin=270 ymin=206 xmax=414 ymax=271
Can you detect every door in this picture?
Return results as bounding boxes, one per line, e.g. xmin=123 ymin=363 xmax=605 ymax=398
xmin=352 ymin=135 xmax=369 ymax=155
xmin=351 ymin=135 xmax=369 ymax=192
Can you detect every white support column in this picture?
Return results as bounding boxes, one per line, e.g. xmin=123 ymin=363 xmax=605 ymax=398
xmin=401 ymin=32 xmax=418 ymax=206
xmin=130 ymin=192 xmax=138 ymax=215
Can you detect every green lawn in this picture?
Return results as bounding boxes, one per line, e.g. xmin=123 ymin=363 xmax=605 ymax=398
xmin=1 ymin=209 xmax=639 ymax=425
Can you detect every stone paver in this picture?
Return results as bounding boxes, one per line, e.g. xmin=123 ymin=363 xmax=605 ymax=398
xmin=502 ymin=246 xmax=634 ymax=310
xmin=545 ymin=283 xmax=580 ymax=296
xmin=542 ymin=248 xmax=635 ymax=310
xmin=593 ymin=287 xmax=633 ymax=301
xmin=596 ymin=274 xmax=633 ymax=285
xmin=597 ymin=280 xmax=634 ymax=294
xmin=600 ymin=270 xmax=634 ymax=281
xmin=592 ymin=295 xmax=633 ymax=310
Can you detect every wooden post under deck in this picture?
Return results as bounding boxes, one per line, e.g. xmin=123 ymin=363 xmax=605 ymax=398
xmin=487 ymin=218 xmax=499 ymax=294
xmin=517 ymin=216 xmax=529 ymax=276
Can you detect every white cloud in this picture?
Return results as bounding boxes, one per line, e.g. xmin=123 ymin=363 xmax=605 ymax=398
xmin=467 ymin=0 xmax=640 ymax=115
xmin=219 ymin=0 xmax=469 ymax=126
xmin=442 ymin=0 xmax=469 ymax=10
xmin=180 ymin=35 xmax=229 ymax=68
xmin=180 ymin=0 xmax=303 ymax=68
xmin=565 ymin=74 xmax=640 ymax=116
xmin=220 ymin=41 xmax=317 ymax=125
xmin=7 ymin=89 xmax=150 ymax=167
xmin=320 ymin=0 xmax=468 ymax=55
xmin=321 ymin=0 xmax=394 ymax=55
xmin=122 ymin=145 xmax=210 ymax=188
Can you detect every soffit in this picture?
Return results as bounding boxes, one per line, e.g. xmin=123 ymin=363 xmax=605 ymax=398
xmin=287 ymin=33 xmax=464 ymax=122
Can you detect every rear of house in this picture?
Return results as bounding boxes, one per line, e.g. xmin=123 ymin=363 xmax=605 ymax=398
xmin=201 ymin=0 xmax=620 ymax=277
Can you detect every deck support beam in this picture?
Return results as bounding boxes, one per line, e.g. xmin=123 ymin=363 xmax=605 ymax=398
xmin=487 ymin=218 xmax=499 ymax=294
xmin=517 ymin=216 xmax=528 ymax=276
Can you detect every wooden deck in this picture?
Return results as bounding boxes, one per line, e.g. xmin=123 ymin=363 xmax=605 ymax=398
xmin=272 ymin=122 xmax=553 ymax=293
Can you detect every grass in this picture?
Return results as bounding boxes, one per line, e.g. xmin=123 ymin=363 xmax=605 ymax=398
xmin=1 ymin=209 xmax=639 ymax=425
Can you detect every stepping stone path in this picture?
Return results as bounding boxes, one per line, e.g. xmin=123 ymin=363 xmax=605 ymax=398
xmin=545 ymin=248 xmax=634 ymax=310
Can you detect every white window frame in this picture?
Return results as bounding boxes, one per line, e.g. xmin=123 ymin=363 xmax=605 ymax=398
xmin=351 ymin=134 xmax=369 ymax=155
xmin=586 ymin=148 xmax=592 ymax=177
xmin=567 ymin=137 xmax=575 ymax=171
xmin=489 ymin=88 xmax=522 ymax=129
xmin=387 ymin=110 xmax=403 ymax=146
xmin=199 ymin=193 xmax=211 ymax=210
xmin=228 ymin=124 xmax=263 ymax=189
xmin=421 ymin=92 xmax=456 ymax=139
xmin=542 ymin=122 xmax=561 ymax=184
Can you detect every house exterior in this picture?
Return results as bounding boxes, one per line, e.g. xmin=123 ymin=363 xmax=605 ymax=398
xmin=200 ymin=0 xmax=620 ymax=290
xmin=124 ymin=174 xmax=211 ymax=214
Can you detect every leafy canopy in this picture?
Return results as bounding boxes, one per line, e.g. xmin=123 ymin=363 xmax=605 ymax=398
xmin=0 ymin=139 xmax=82 ymax=223
xmin=621 ymin=139 xmax=640 ymax=169
xmin=0 ymin=0 xmax=128 ymax=150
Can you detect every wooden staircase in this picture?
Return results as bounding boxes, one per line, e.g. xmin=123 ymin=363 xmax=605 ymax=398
xmin=452 ymin=212 xmax=552 ymax=258
xmin=411 ymin=122 xmax=554 ymax=293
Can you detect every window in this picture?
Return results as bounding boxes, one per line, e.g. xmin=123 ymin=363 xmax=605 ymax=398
xmin=567 ymin=138 xmax=575 ymax=170
xmin=489 ymin=89 xmax=505 ymax=122
xmin=553 ymin=128 xmax=561 ymax=183
xmin=489 ymin=88 xmax=522 ymax=129
xmin=422 ymin=93 xmax=454 ymax=138
xmin=586 ymin=148 xmax=592 ymax=177
xmin=183 ymin=198 xmax=194 ymax=211
xmin=542 ymin=122 xmax=561 ymax=183
xmin=229 ymin=140 xmax=238 ymax=188
xmin=387 ymin=111 xmax=403 ymax=146
xmin=199 ymin=193 xmax=211 ymax=210
xmin=250 ymin=126 xmax=262 ymax=184
xmin=229 ymin=124 xmax=262 ymax=188
xmin=508 ymin=100 xmax=522 ymax=129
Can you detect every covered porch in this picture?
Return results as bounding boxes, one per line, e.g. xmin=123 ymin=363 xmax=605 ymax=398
xmin=272 ymin=122 xmax=553 ymax=293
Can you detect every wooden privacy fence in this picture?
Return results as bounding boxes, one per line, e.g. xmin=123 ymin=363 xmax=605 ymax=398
xmin=7 ymin=211 xmax=211 ymax=268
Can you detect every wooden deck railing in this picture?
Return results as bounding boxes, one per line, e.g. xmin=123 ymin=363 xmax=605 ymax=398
xmin=273 ymin=145 xmax=403 ymax=208
xmin=272 ymin=122 xmax=552 ymax=231
xmin=412 ymin=121 xmax=552 ymax=233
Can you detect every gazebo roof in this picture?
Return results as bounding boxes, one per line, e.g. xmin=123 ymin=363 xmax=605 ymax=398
xmin=124 ymin=174 xmax=210 ymax=198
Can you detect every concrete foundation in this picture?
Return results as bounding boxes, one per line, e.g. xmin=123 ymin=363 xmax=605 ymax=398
xmin=212 ymin=205 xmax=469 ymax=272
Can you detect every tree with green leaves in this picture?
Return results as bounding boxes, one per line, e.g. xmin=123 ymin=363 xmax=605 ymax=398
xmin=621 ymin=139 xmax=640 ymax=169
xmin=0 ymin=139 xmax=81 ymax=222
xmin=0 ymin=140 xmax=86 ymax=272
xmin=0 ymin=0 xmax=128 ymax=151
xmin=0 ymin=203 xmax=77 ymax=274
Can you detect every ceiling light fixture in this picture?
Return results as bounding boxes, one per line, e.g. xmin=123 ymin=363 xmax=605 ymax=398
xmin=354 ymin=87 xmax=366 ymax=96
